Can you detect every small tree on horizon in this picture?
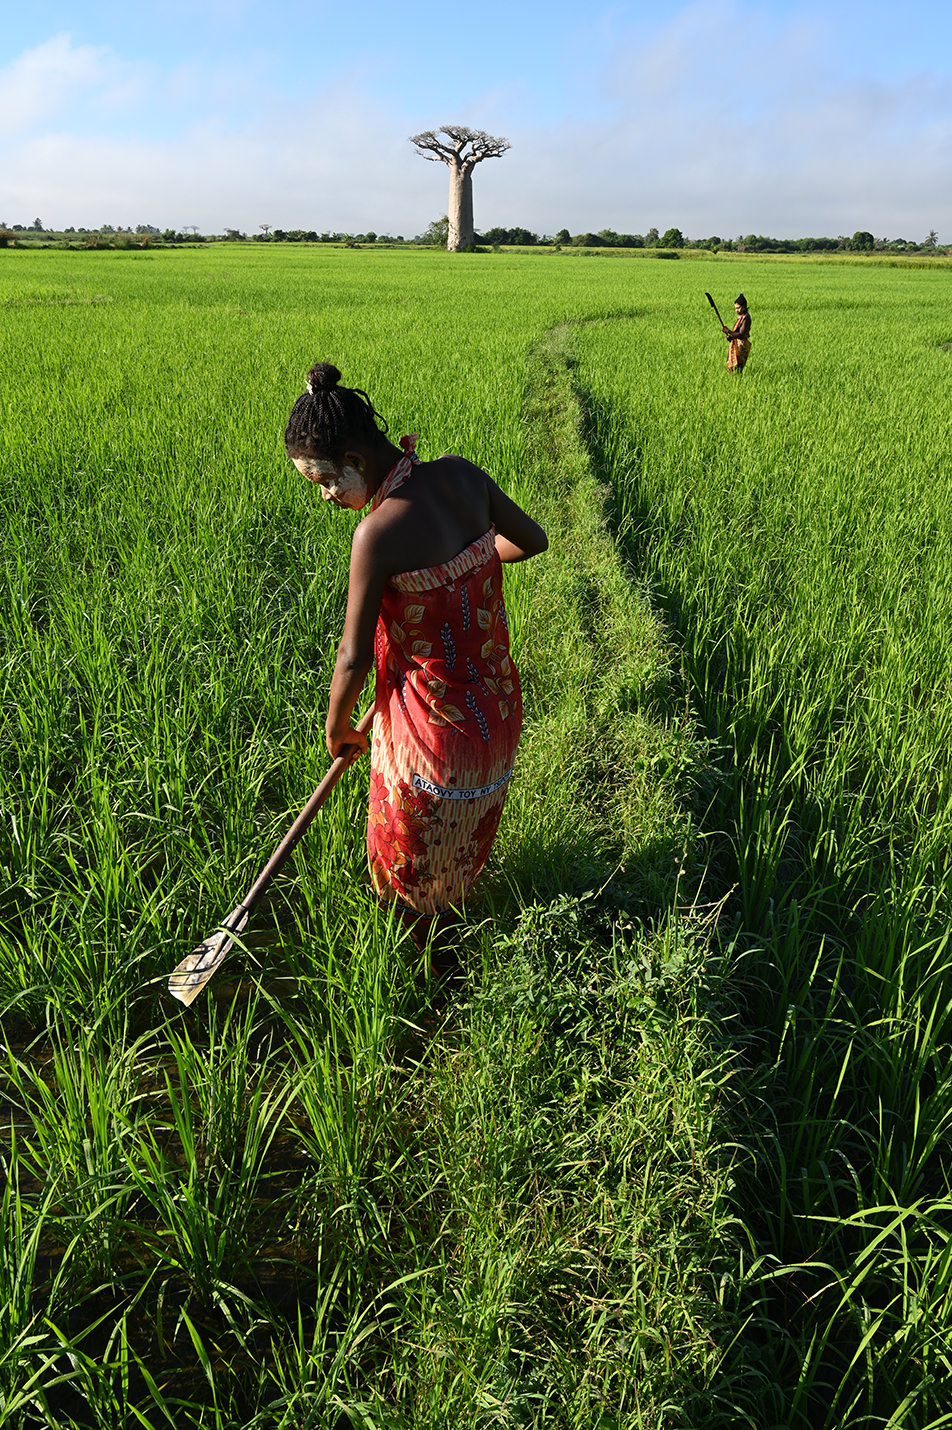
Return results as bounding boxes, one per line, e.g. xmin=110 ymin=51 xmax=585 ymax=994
xmin=420 ymin=215 xmax=450 ymax=247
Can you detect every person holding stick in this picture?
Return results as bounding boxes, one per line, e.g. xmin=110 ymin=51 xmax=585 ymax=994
xmin=723 ymin=293 xmax=752 ymax=372
xmin=284 ymin=362 xmax=547 ymax=932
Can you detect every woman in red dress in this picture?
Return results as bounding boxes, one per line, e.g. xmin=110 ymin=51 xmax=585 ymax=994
xmin=723 ymin=293 xmax=752 ymax=372
xmin=285 ymin=363 xmax=547 ymax=920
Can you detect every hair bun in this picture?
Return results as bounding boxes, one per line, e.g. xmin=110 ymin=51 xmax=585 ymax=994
xmin=306 ymin=362 xmax=342 ymax=394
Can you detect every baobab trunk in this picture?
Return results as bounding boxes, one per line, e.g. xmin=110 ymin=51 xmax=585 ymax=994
xmin=410 ymin=126 xmax=510 ymax=252
xmin=447 ymin=166 xmax=475 ymax=251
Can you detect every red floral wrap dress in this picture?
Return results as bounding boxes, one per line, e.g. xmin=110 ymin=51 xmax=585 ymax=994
xmin=367 ymin=441 xmax=522 ymax=914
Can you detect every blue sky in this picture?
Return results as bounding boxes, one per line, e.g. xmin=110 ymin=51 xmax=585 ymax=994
xmin=2 ymin=0 xmax=950 ymax=240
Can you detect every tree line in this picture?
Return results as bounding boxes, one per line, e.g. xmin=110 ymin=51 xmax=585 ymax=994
xmin=0 ymin=218 xmax=945 ymax=255
xmin=0 ymin=221 xmax=204 ymax=248
xmin=478 ymin=226 xmax=945 ymax=254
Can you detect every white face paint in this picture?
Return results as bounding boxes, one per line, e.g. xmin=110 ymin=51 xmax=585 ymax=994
xmin=292 ymin=456 xmax=370 ymax=509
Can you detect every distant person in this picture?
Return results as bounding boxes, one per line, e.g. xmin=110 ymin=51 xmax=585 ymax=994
xmin=284 ymin=362 xmax=547 ymax=941
xmin=723 ymin=294 xmax=752 ymax=372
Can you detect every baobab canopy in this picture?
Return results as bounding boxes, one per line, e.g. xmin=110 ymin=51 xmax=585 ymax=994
xmin=410 ymin=125 xmax=511 ymax=252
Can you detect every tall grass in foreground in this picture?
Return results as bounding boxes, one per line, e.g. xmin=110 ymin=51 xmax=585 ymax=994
xmin=1 ymin=247 xmax=737 ymax=1425
xmin=576 ymin=258 xmax=952 ymax=1423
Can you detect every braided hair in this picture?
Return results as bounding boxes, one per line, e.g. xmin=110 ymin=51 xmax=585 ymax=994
xmin=285 ymin=362 xmax=388 ymax=461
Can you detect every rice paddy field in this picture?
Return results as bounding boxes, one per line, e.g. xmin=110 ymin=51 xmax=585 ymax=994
xmin=1 ymin=241 xmax=952 ymax=1427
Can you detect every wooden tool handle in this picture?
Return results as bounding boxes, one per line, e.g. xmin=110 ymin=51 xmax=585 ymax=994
xmin=243 ymin=705 xmax=374 ymax=912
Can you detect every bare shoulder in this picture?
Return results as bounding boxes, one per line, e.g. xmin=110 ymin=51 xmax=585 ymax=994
xmin=353 ymin=504 xmax=393 ymax=548
xmin=431 ymin=453 xmax=489 ymax=484
xmin=352 ymin=499 xmax=416 ymax=576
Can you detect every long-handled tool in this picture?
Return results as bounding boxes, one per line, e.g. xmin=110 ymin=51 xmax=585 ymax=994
xmin=168 ymin=707 xmax=374 ymax=1007
xmin=705 ymin=291 xmax=726 ymax=327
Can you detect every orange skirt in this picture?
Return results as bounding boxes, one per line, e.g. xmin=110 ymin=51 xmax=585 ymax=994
xmin=728 ymin=337 xmax=751 ymax=372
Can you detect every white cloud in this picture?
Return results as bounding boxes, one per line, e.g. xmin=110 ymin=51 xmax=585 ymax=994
xmin=0 ymin=33 xmax=143 ymax=135
xmin=0 ymin=90 xmax=441 ymax=234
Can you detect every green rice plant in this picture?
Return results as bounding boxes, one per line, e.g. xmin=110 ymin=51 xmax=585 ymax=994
xmin=276 ymin=911 xmax=424 ymax=1258
xmin=36 ymin=1298 xmax=181 ymax=1430
xmin=161 ymin=995 xmax=282 ymax=1173
xmin=0 ymin=1152 xmax=82 ymax=1423
xmin=250 ymin=1260 xmax=403 ymax=1430
xmin=2 ymin=1020 xmax=147 ymax=1286
xmin=124 ymin=1001 xmax=296 ymax=1313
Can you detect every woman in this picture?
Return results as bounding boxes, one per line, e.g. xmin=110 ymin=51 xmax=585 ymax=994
xmin=285 ymin=362 xmax=547 ymax=921
xmin=723 ymin=293 xmax=752 ymax=372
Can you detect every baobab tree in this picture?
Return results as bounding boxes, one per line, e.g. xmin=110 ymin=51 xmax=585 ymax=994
xmin=409 ymin=125 xmax=510 ymax=251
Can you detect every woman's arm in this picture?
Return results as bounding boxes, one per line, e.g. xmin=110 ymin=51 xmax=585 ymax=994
xmin=325 ymin=522 xmax=388 ymax=760
xmin=723 ymin=314 xmax=750 ymax=339
xmin=488 ymin=480 xmax=548 ymax=563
